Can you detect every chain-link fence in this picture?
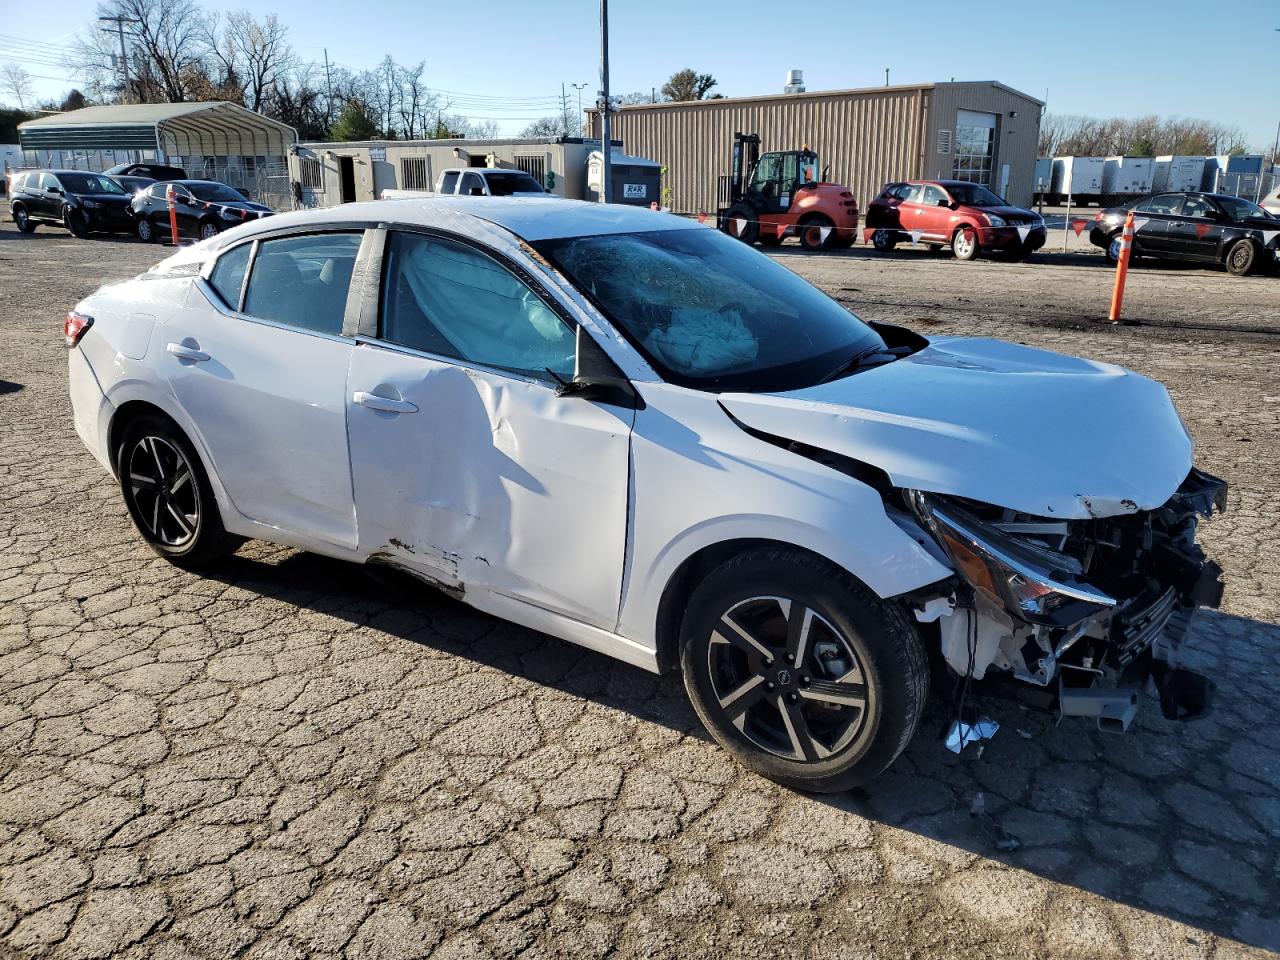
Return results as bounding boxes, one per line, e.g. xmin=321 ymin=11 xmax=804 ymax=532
xmin=1210 ymin=170 xmax=1278 ymax=204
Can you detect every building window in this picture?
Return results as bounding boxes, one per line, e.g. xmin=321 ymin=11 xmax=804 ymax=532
xmin=951 ymin=110 xmax=997 ymax=186
xmin=299 ymin=156 xmax=324 ymax=189
xmin=514 ymin=155 xmax=545 ymax=184
xmin=936 ymin=129 xmax=952 ymax=155
xmin=401 ymin=156 xmax=431 ymax=190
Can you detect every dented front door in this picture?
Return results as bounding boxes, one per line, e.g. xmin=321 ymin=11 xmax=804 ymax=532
xmin=345 ymin=342 xmax=634 ymax=631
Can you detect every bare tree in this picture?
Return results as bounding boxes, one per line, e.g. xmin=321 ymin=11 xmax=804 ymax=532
xmin=1040 ymin=112 xmax=1254 ymax=157
xmin=223 ymin=11 xmax=292 ymax=112
xmin=661 ymin=69 xmax=717 ymax=102
xmin=0 ymin=63 xmax=35 ymax=110
xmin=74 ymin=0 xmax=208 ymax=102
xmin=520 ymin=116 xmax=569 ymax=139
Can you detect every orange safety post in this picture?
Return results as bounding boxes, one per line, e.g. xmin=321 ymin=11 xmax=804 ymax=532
xmin=1107 ymin=210 xmax=1135 ymax=322
xmin=166 ymin=184 xmax=180 ymax=246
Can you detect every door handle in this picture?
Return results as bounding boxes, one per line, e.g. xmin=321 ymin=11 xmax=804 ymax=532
xmin=166 ymin=342 xmax=210 ymax=362
xmin=353 ymin=391 xmax=418 ymax=414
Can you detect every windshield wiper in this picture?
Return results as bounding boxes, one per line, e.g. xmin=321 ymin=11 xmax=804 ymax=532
xmin=817 ymin=345 xmax=906 ymax=384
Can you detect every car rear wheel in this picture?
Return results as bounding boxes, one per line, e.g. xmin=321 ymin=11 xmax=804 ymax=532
xmin=117 ymin=415 xmax=240 ymax=568
xmin=679 ymin=547 xmax=929 ymax=792
xmin=799 ymin=215 xmax=835 ymax=251
xmin=12 ymin=205 xmax=35 ymax=233
xmin=871 ymin=229 xmax=897 ymax=252
xmin=951 ymin=225 xmax=979 ymax=261
xmin=1225 ymin=238 xmax=1257 ymax=277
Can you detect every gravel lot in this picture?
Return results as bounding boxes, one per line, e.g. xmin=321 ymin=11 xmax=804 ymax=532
xmin=1 ymin=221 xmax=1278 ymax=960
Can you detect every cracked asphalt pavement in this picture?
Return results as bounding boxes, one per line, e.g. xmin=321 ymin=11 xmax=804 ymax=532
xmin=1 ymin=222 xmax=1278 ymax=959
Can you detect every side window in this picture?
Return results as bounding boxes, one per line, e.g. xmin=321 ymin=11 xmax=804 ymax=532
xmin=921 ymin=184 xmax=948 ymax=206
xmin=460 ymin=172 xmax=485 ymax=196
xmin=1136 ymin=194 xmax=1181 ymax=215
xmin=380 ymin=231 xmax=575 ymax=381
xmin=41 ymin=173 xmax=60 ymax=191
xmin=439 ymin=171 xmax=459 ymax=194
xmin=1181 ymin=196 xmax=1213 ymax=219
xmin=242 ymin=232 xmax=363 ymax=335
xmin=208 ymin=243 xmax=252 ymax=310
xmin=899 ymin=183 xmax=923 ymax=203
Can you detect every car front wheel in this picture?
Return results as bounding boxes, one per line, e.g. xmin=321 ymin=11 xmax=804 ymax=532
xmin=1225 ymin=238 xmax=1257 ymax=277
xmin=117 ymin=415 xmax=240 ymax=568
xmin=136 ymin=217 xmax=156 ymax=242
xmin=64 ymin=205 xmax=89 ymax=238
xmin=951 ymin=225 xmax=979 ymax=261
xmin=198 ymin=220 xmax=220 ymax=242
xmin=871 ymin=229 xmax=897 ymax=252
xmin=680 ymin=547 xmax=929 ymax=792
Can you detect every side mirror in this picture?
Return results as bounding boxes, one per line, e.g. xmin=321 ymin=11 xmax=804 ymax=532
xmin=49 ymin=187 xmax=63 ymax=195
xmin=550 ymin=327 xmax=643 ymax=409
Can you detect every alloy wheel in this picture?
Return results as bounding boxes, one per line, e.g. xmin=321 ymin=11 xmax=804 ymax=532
xmin=126 ymin=436 xmax=199 ymax=546
xmin=137 ymin=218 xmax=152 ymax=242
xmin=14 ymin=209 xmax=28 ymax=229
xmin=199 ymin=222 xmax=219 ymax=241
xmin=706 ymin=596 xmax=873 ymax=762
xmin=954 ymin=229 xmax=976 ymax=259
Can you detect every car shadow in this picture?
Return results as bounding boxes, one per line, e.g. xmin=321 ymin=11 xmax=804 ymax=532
xmin=201 ymin=547 xmax=1278 ymax=952
xmin=0 ymin=380 xmax=23 ymax=395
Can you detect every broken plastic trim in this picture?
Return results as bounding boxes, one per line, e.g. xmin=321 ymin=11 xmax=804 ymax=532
xmin=910 ymin=492 xmax=1116 ymax=627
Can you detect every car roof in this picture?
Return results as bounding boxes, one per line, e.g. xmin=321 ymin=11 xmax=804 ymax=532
xmin=208 ymin=196 xmax=699 ymax=243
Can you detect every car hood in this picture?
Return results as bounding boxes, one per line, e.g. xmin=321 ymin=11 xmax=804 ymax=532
xmin=718 ymin=337 xmax=1192 ymax=519
xmin=78 ymin=192 xmax=133 ymax=205
xmin=971 ymin=204 xmax=1041 ymax=222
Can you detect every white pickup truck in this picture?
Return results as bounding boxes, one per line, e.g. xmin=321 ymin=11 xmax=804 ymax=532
xmin=380 ymin=168 xmax=548 ymax=201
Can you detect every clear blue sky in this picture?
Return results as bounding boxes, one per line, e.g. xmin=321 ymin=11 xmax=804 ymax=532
xmin=13 ymin=0 xmax=1280 ymax=151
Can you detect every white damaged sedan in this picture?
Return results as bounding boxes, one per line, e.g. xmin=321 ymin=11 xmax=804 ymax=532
xmin=66 ymin=198 xmax=1225 ymax=790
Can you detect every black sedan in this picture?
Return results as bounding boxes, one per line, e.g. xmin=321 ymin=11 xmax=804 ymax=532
xmin=130 ymin=180 xmax=273 ymax=242
xmin=1090 ymin=192 xmax=1279 ymax=277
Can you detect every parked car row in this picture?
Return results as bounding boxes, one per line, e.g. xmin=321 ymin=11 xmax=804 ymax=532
xmin=7 ymin=166 xmax=273 ymax=242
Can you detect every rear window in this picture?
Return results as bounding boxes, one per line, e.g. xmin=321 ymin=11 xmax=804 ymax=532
xmin=242 ymin=232 xmax=363 ymax=335
xmin=208 ymin=243 xmax=252 ymax=310
xmin=484 ymin=172 xmax=544 ymax=196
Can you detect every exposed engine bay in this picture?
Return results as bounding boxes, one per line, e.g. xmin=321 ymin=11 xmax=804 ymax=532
xmin=903 ymin=468 xmax=1227 ymax=733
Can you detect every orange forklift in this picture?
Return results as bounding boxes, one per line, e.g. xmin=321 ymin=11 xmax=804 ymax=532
xmin=717 ymin=133 xmax=859 ymax=250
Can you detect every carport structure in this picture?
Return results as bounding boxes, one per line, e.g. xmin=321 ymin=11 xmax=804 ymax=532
xmin=18 ymin=102 xmax=296 ymax=200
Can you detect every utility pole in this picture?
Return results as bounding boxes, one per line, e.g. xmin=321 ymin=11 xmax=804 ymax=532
xmin=598 ymin=0 xmax=612 ymax=203
xmin=98 ymin=15 xmax=138 ymax=104
xmin=572 ymin=83 xmax=588 ymax=135
xmin=323 ymin=48 xmax=334 ymax=126
xmin=884 ymin=67 xmax=889 ymax=87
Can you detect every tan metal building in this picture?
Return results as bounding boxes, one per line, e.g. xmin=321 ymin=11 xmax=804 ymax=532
xmin=290 ymin=137 xmax=625 ymax=207
xmin=587 ymin=81 xmax=1043 ymax=213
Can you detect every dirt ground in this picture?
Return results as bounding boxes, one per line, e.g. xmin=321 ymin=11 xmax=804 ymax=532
xmin=1 ymin=220 xmax=1278 ymax=960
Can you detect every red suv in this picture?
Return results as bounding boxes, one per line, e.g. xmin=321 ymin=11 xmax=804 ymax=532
xmin=865 ymin=180 xmax=1046 ymax=261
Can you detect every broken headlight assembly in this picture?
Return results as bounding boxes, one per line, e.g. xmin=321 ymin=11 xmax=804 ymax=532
xmin=907 ymin=491 xmax=1116 ymax=627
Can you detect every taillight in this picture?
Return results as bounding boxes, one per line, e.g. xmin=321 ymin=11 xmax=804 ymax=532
xmin=64 ymin=311 xmax=93 ymax=348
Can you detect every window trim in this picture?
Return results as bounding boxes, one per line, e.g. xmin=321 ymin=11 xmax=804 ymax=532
xmin=196 ymin=225 xmax=374 ymax=342
xmin=370 ymin=224 xmax=586 ymax=387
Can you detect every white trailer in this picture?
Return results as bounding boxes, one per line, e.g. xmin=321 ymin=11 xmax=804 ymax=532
xmin=1050 ymin=156 xmax=1104 ymax=202
xmin=1102 ymin=156 xmax=1153 ymax=196
xmin=1152 ymin=156 xmax=1205 ymax=193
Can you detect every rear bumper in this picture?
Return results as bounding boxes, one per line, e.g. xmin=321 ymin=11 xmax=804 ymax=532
xmin=68 ymin=348 xmax=115 ymax=473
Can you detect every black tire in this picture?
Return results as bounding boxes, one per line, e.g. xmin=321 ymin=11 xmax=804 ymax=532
xmin=135 ymin=216 xmax=158 ymax=243
xmin=64 ymin=205 xmax=89 ymax=238
xmin=951 ymin=224 xmax=979 ymax=261
xmin=829 ymin=233 xmax=856 ymax=249
xmin=197 ymin=219 xmax=221 ymax=242
xmin=927 ymin=244 xmax=945 ymax=254
xmin=12 ymin=205 xmax=36 ymax=233
xmin=724 ymin=203 xmax=759 ymax=245
xmin=117 ymin=415 xmax=240 ymax=568
xmin=679 ymin=547 xmax=929 ymax=792
xmin=758 ymin=233 xmax=783 ymax=247
xmin=871 ymin=229 xmax=897 ymax=252
xmin=799 ymin=215 xmax=835 ymax=252
xmin=1105 ymin=232 xmax=1142 ymax=266
xmin=1225 ymin=238 xmax=1257 ymax=277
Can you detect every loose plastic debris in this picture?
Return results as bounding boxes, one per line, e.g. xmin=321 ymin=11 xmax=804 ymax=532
xmin=945 ymin=715 xmax=999 ymax=754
